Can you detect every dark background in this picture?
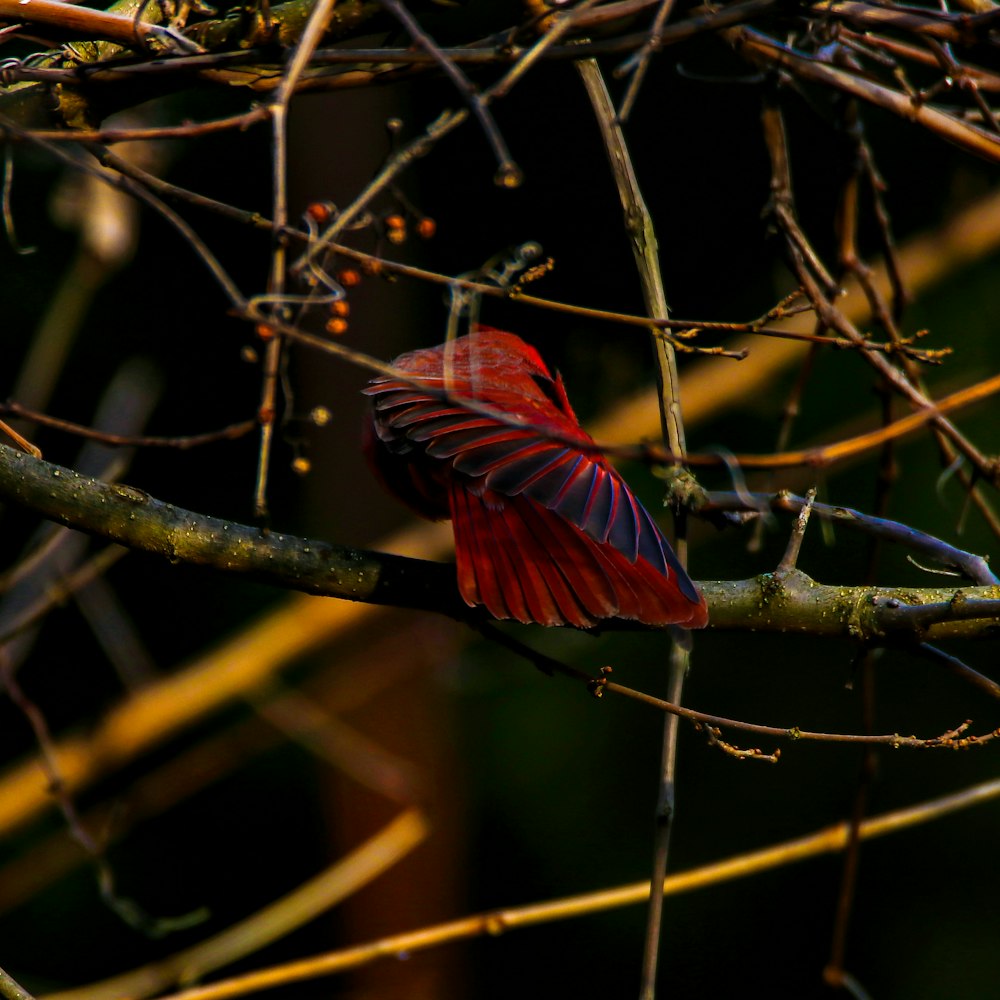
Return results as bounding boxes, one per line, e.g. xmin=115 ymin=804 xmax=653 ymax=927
xmin=2 ymin=12 xmax=1000 ymax=999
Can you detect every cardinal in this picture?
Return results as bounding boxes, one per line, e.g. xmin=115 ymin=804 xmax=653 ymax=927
xmin=363 ymin=328 xmax=708 ymax=629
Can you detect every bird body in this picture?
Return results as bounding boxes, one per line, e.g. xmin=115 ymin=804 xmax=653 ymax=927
xmin=363 ymin=328 xmax=708 ymax=629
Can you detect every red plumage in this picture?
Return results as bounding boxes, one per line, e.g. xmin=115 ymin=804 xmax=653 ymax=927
xmin=363 ymin=328 xmax=708 ymax=629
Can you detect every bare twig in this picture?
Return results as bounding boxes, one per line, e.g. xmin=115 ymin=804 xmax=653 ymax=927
xmin=703 ymin=491 xmax=998 ymax=585
xmin=775 ymin=487 xmax=817 ymax=574
xmin=252 ymin=0 xmax=341 ymax=521
xmin=479 ymin=622 xmax=1000 ymax=746
xmin=0 ymin=117 xmax=246 ymax=308
xmin=378 ymin=0 xmax=519 ymax=184
xmin=0 ymin=545 xmax=126 ymax=646
xmin=731 ymin=26 xmax=1000 ymax=163
xmin=702 ymin=726 xmax=781 ymax=763
xmin=616 ymin=0 xmax=678 ymax=121
xmin=758 ymin=92 xmax=1000 ymax=490
xmin=0 ymin=647 xmax=206 ymax=935
xmin=0 ymin=418 xmax=41 ymax=458
xmin=916 ymin=642 xmax=1000 ymax=700
xmin=111 ymin=776 xmax=1000 ymax=1000
xmin=44 ymin=809 xmax=430 ymax=1000
xmin=824 ymin=649 xmax=877 ymax=995
xmin=576 ymin=57 xmax=692 ymax=1000
xmin=0 ymin=403 xmax=256 ymax=450
xmin=289 ymin=108 xmax=468 ymax=277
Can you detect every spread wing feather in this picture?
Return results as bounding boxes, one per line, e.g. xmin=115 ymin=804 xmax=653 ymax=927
xmin=448 ymin=484 xmax=707 ymax=628
xmin=365 ymin=362 xmax=708 ymax=628
xmin=366 ymin=376 xmax=650 ymax=554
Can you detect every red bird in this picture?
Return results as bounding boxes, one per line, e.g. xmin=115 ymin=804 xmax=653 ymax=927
xmin=363 ymin=328 xmax=708 ymax=629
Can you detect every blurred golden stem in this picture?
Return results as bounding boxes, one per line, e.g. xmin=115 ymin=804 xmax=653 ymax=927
xmin=45 ymin=809 xmax=429 ymax=1000
xmin=130 ymin=777 xmax=1000 ymax=1000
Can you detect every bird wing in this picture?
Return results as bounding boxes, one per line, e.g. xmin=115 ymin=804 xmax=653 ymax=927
xmin=449 ymin=481 xmax=707 ymax=627
xmin=365 ymin=374 xmax=708 ymax=628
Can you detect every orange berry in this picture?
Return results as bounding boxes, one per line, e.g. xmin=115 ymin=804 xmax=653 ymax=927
xmin=361 ymin=259 xmax=383 ymax=276
xmin=306 ymin=202 xmax=332 ymax=224
xmin=338 ymin=268 xmax=362 ymax=288
xmin=292 ymin=456 xmax=311 ymax=475
xmin=256 ymin=323 xmax=275 ymax=341
xmin=416 ymin=217 xmax=436 ymax=239
xmin=325 ymin=317 xmax=349 ymax=336
xmin=384 ymin=213 xmax=406 ymax=230
xmin=329 ymin=299 xmax=350 ymax=317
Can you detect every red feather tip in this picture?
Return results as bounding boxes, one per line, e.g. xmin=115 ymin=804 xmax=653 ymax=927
xmin=363 ymin=328 xmax=708 ymax=629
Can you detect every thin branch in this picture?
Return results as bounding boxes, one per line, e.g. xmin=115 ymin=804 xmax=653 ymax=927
xmin=378 ymin=0 xmax=519 ymax=185
xmin=289 ymin=108 xmax=469 ymax=277
xmin=576 ymin=58 xmax=686 ymax=459
xmin=915 ymin=642 xmax=1000 ymax=700
xmin=576 ymin=57 xmax=692 ymax=1000
xmin=0 ymin=418 xmax=41 ymax=458
xmin=830 ymin=84 xmax=1000 ymax=543
xmin=25 ymin=107 xmax=272 ymax=144
xmin=0 ymin=403 xmax=256 ymax=450
xmin=704 ymin=490 xmax=999 ymax=585
xmin=694 ymin=370 xmax=1000 ymax=475
xmin=0 ymin=0 xmax=786 ymax=97
xmin=814 ymin=0 xmax=1000 ymax=44
xmin=570 ymin=0 xmax=778 ymax=35
xmin=616 ymin=0 xmax=679 ymax=122
xmin=837 ymin=29 xmax=1000 ymax=93
xmin=0 ymin=116 xmax=246 ymax=309
xmin=485 ymin=0 xmax=607 ymax=102
xmin=0 ymin=545 xmax=126 ymax=646
xmin=731 ymin=26 xmax=1000 ymax=163
xmin=823 ymin=649 xmax=877 ymax=995
xmin=1 ymin=647 xmax=206 ymax=935
xmin=758 ymin=92 xmax=1000 ymax=488
xmin=123 ymin=776 xmax=1000 ymax=1000
xmin=45 ymin=809 xmax=429 ymax=1000
xmin=253 ymin=0 xmax=340 ymax=521
xmin=30 ymin=141 xmax=946 ymax=368
xmin=479 ymin=623 xmax=1000 ymax=745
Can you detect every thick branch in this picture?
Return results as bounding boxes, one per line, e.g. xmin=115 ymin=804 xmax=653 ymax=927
xmin=0 ymin=444 xmax=462 ymax=618
xmin=0 ymin=0 xmax=168 ymax=48
xmin=1 ymin=445 xmax=998 ymax=640
xmin=702 ymin=571 xmax=1000 ymax=641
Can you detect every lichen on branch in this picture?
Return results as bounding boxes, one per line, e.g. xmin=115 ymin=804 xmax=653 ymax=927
xmin=1 ymin=443 xmax=998 ymax=641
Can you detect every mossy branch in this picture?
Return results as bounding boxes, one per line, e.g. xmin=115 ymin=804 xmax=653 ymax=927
xmin=0 ymin=443 xmax=463 ymax=618
xmin=1 ymin=444 xmax=998 ymax=641
xmin=703 ymin=570 xmax=1000 ymax=642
